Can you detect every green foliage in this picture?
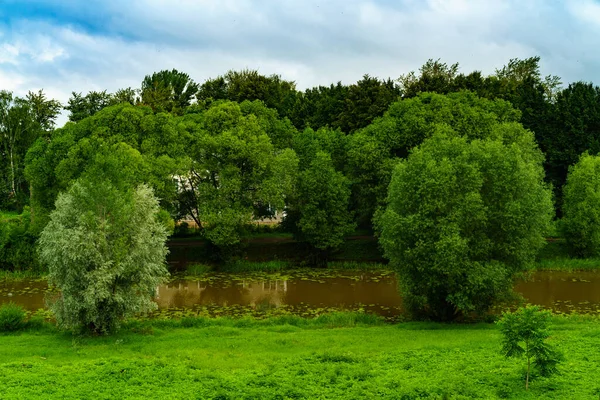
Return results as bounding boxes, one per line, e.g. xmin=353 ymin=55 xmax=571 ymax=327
xmin=38 ymin=177 xmax=169 ymax=334
xmin=0 ymin=317 xmax=597 ymax=398
xmin=65 ymin=90 xmax=119 ymax=122
xmin=0 ymin=302 xmax=26 ymax=332
xmin=347 ymin=91 xmax=521 ymax=225
xmin=197 ymin=69 xmax=298 ymax=119
xmin=141 ymin=69 xmax=199 ymax=114
xmin=184 ymin=263 xmax=213 ymax=276
xmin=178 ymin=101 xmax=298 ymax=251
xmin=498 ymin=306 xmax=562 ymax=390
xmin=25 ymin=103 xmax=187 ymax=226
xmin=0 ymin=208 xmax=39 ymax=271
xmin=377 ymin=129 xmax=553 ymax=320
xmin=289 ymin=76 xmax=400 ymax=134
xmin=0 ymin=90 xmax=61 ymax=211
xmin=294 ymin=151 xmax=355 ymax=252
xmin=561 ymin=153 xmax=600 ymax=257
xmin=220 ymin=260 xmax=291 ymax=273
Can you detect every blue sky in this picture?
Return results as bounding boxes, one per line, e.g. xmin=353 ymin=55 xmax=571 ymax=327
xmin=1 ymin=0 xmax=600 ymax=125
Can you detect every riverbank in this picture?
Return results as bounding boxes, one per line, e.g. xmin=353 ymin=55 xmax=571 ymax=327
xmin=0 ymin=314 xmax=598 ymax=399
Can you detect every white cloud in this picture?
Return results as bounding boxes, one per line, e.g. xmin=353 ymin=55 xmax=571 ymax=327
xmin=1 ymin=0 xmax=599 ymax=129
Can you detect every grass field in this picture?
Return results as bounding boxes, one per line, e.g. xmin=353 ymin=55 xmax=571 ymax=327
xmin=0 ymin=314 xmax=598 ymax=399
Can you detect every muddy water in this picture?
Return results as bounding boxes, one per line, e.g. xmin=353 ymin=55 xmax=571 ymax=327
xmin=2 ymin=270 xmax=600 ymax=317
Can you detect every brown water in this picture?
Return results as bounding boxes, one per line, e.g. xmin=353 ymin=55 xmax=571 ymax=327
xmin=2 ymin=270 xmax=600 ymax=318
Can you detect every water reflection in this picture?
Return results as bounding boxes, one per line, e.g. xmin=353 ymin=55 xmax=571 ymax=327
xmin=156 ymin=273 xmax=402 ymax=317
xmin=2 ymin=270 xmax=600 ymax=317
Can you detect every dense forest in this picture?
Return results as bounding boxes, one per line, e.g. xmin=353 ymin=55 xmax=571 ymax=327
xmin=2 ymin=56 xmax=600 ymax=320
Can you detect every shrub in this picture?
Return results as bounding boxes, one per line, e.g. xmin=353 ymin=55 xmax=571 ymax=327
xmin=498 ymin=305 xmax=562 ymax=390
xmin=0 ymin=208 xmax=40 ymax=271
xmin=0 ymin=302 xmax=26 ymax=332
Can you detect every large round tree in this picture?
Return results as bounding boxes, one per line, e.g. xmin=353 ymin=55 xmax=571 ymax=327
xmin=377 ymin=127 xmax=553 ymax=321
xmin=38 ymin=177 xmax=169 ymax=333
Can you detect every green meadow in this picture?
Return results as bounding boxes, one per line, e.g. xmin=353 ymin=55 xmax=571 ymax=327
xmin=1 ymin=314 xmax=598 ymax=399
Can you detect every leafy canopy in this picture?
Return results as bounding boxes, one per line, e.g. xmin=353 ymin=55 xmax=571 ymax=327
xmin=178 ymin=101 xmax=298 ymax=250
xmin=347 ymin=91 xmax=521 ymax=225
xmin=377 ymin=128 xmax=553 ymax=320
xmin=561 ymin=153 xmax=600 ymax=257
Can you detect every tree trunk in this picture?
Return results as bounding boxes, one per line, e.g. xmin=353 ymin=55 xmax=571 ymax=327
xmin=9 ymin=146 xmax=15 ymax=198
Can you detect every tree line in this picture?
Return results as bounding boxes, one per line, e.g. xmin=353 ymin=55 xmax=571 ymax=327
xmin=3 ymin=56 xmax=600 ymax=322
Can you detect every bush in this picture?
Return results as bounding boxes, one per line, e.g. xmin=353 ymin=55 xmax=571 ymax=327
xmin=0 ymin=208 xmax=40 ymax=271
xmin=561 ymin=153 xmax=600 ymax=257
xmin=0 ymin=302 xmax=26 ymax=332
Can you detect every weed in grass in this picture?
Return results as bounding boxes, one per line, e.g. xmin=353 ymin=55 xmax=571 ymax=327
xmin=221 ymin=260 xmax=291 ymax=273
xmin=0 ymin=270 xmax=46 ymax=281
xmin=0 ymin=302 xmax=26 ymax=332
xmin=327 ymin=261 xmax=389 ymax=271
xmin=185 ymin=263 xmax=213 ymax=276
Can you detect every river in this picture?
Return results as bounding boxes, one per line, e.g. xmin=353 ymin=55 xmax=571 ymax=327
xmin=1 ymin=270 xmax=599 ymax=319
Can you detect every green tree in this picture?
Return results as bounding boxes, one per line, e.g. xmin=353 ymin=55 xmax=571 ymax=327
xmin=197 ymin=69 xmax=298 ymax=120
xmin=0 ymin=90 xmax=61 ymax=210
xmin=337 ymin=75 xmax=400 ymax=134
xmin=377 ymin=129 xmax=553 ymax=321
xmin=561 ymin=153 xmax=600 ymax=257
xmin=38 ymin=177 xmax=169 ymax=333
xmin=293 ymin=151 xmax=354 ymax=261
xmin=545 ymin=82 xmax=600 ymax=209
xmin=141 ymin=69 xmax=199 ymax=114
xmin=65 ymin=89 xmax=139 ymax=122
xmin=347 ymin=91 xmax=521 ymax=227
xmin=498 ymin=305 xmax=562 ymax=391
xmin=288 ymin=82 xmax=348 ymax=131
xmin=178 ymin=101 xmax=297 ymax=253
xmin=25 ymin=103 xmax=187 ymax=228
xmin=65 ymin=91 xmax=114 ymax=122
xmin=399 ymin=59 xmax=461 ymax=98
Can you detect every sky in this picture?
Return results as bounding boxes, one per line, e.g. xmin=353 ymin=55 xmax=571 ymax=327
xmin=1 ymin=0 xmax=600 ymax=125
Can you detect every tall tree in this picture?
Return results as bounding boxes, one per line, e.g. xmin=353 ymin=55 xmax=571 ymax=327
xmin=141 ymin=69 xmax=199 ymax=114
xmin=544 ymin=82 xmax=600 ymax=208
xmin=0 ymin=90 xmax=60 ymax=210
xmin=197 ymin=69 xmax=298 ymax=119
xmin=288 ymin=83 xmax=348 ymax=131
xmin=177 ymin=101 xmax=297 ymax=254
xmin=337 ymin=75 xmax=400 ymax=134
xmin=65 ymin=90 xmax=114 ymax=122
xmin=398 ymin=59 xmax=461 ymax=98
xmin=25 ymin=103 xmax=187 ymax=228
xmin=561 ymin=153 xmax=600 ymax=257
xmin=38 ymin=177 xmax=169 ymax=333
xmin=346 ymin=91 xmax=520 ymax=226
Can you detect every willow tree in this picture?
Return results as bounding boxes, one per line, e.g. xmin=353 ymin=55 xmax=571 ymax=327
xmin=38 ymin=177 xmax=169 ymax=333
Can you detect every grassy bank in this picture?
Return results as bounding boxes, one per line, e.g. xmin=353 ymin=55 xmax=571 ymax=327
xmin=535 ymin=240 xmax=600 ymax=271
xmin=0 ymin=314 xmax=598 ymax=399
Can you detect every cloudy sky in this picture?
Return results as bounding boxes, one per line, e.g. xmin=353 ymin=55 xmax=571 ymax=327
xmin=1 ymin=0 xmax=599 ymax=123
